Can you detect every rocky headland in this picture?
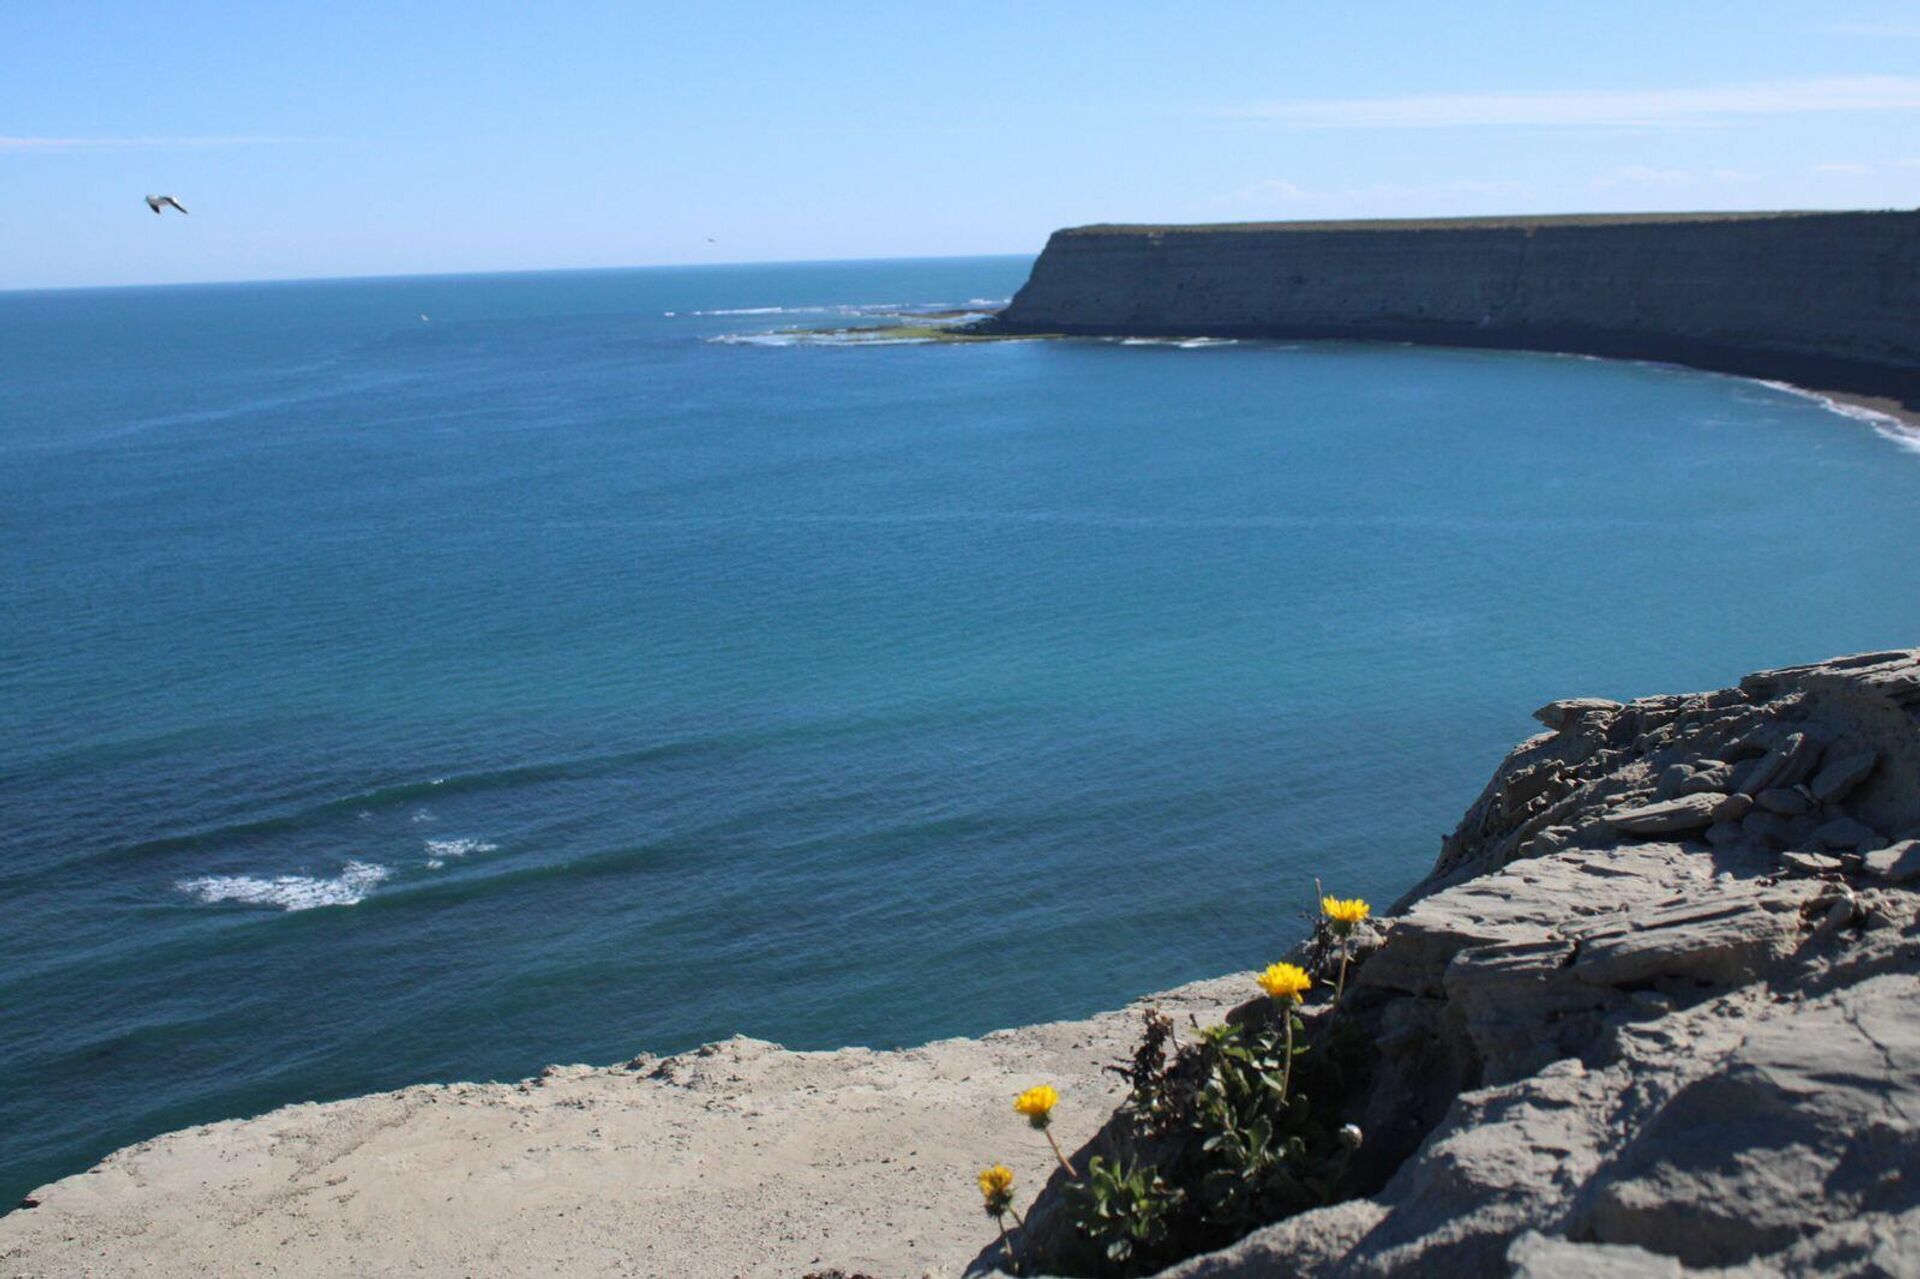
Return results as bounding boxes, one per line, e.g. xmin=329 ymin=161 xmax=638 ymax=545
xmin=4 ymin=648 xmax=1918 ymax=1277
xmin=990 ymin=212 xmax=1920 ymax=418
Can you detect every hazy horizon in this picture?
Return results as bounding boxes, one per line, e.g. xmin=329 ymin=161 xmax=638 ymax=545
xmin=7 ymin=1 xmax=1920 ymax=290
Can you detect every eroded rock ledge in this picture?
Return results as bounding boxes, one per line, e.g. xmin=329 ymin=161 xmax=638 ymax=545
xmin=3 ymin=650 xmax=1916 ymax=1278
xmin=1172 ymin=648 xmax=1920 ymax=1278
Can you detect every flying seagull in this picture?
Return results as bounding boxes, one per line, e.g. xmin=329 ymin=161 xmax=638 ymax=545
xmin=145 ymin=195 xmax=189 ymax=215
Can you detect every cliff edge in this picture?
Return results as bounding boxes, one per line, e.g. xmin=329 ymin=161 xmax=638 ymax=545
xmin=3 ymin=649 xmax=1917 ymax=1277
xmin=994 ymin=211 xmax=1920 ymax=412
xmin=1159 ymin=647 xmax=1920 ymax=1278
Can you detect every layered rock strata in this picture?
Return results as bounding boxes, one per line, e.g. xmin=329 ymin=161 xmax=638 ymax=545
xmin=1168 ymin=648 xmax=1920 ymax=1277
xmin=992 ymin=212 xmax=1920 ymax=411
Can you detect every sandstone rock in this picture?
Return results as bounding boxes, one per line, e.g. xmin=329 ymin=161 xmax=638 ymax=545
xmin=1573 ymin=976 xmax=1920 ymax=1268
xmin=1199 ymin=647 xmax=1920 ymax=1279
xmin=1755 ymin=786 xmax=1814 ymax=816
xmin=1735 ymin=731 xmax=1821 ymax=796
xmin=1778 ymin=850 xmax=1844 ymax=876
xmin=1565 ymin=886 xmax=1810 ymax=988
xmin=1861 ymin=839 xmax=1920 ymax=883
xmin=1811 ymin=747 xmax=1878 ymax=804
xmin=1813 ymin=816 xmax=1881 ymax=851
xmin=1654 ymin=763 xmax=1695 ymax=798
xmin=1674 ymin=760 xmax=1734 ymax=795
xmin=1507 ymin=1232 xmax=1682 ymax=1278
xmin=1602 ymin=794 xmax=1721 ymax=835
xmin=1710 ymin=792 xmax=1752 ymax=821
xmin=1532 ymin=697 xmax=1622 ymax=731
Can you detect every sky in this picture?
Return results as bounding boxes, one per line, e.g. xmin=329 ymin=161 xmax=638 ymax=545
xmin=4 ymin=1 xmax=1920 ymax=289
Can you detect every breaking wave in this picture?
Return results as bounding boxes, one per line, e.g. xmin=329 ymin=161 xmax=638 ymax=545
xmin=176 ymin=860 xmax=391 ymax=912
xmin=1753 ymin=380 xmax=1920 ymax=457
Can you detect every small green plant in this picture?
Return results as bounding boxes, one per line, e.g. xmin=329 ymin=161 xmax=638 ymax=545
xmin=1015 ymin=964 xmax=1370 ymax=1278
xmin=1066 ymin=1156 xmax=1184 ymax=1275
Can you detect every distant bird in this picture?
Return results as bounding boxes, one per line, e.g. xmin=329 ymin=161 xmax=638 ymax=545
xmin=145 ymin=195 xmax=189 ymax=216
xmin=707 ymin=237 xmax=717 ymax=244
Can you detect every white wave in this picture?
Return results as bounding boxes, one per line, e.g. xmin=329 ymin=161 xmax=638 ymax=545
xmin=689 ymin=301 xmax=955 ymax=319
xmin=178 ymin=860 xmax=390 ymax=911
xmin=1178 ymin=338 xmax=1239 ymax=349
xmin=706 ymin=329 xmax=936 ymax=348
xmin=424 ymin=837 xmax=497 ymax=859
xmin=708 ymin=332 xmax=804 ymax=347
xmin=1753 ymin=379 xmax=1920 ymax=457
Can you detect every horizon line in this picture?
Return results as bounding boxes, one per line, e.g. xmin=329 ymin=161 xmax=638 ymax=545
xmin=0 ymin=249 xmax=1042 ymax=297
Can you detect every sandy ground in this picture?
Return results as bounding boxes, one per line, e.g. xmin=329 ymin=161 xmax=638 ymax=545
xmin=1 ymin=976 xmax=1246 ymax=1279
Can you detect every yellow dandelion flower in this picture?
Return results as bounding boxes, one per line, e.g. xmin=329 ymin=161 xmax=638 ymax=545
xmin=1322 ymin=896 xmax=1371 ymax=927
xmin=1013 ymin=1084 xmax=1058 ymax=1121
xmin=1256 ymin=961 xmax=1313 ymax=1003
xmin=978 ymin=1164 xmax=1016 ymax=1201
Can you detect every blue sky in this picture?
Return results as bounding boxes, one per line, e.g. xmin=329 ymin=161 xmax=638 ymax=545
xmin=5 ymin=1 xmax=1920 ymax=289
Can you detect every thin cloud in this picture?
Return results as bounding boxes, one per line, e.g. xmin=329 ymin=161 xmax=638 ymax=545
xmin=0 ymin=135 xmax=283 ymax=152
xmin=1237 ymin=177 xmax=1533 ymax=203
xmin=1825 ymin=22 xmax=1920 ymax=38
xmin=1812 ymin=162 xmax=1873 ymax=174
xmin=1588 ymin=166 xmax=1757 ymax=190
xmin=1221 ymin=75 xmax=1920 ymax=129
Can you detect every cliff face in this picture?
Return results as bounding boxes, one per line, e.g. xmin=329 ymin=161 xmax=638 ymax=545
xmin=1170 ymin=648 xmax=1920 ymax=1278
xmin=997 ymin=212 xmax=1920 ymax=405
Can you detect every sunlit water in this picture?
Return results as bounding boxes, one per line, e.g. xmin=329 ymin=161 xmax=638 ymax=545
xmin=3 ymin=256 xmax=1917 ymax=1204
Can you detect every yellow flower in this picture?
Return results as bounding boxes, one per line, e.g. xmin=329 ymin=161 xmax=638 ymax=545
xmin=1322 ymin=896 xmax=1372 ymax=927
xmin=1256 ymin=961 xmax=1312 ymax=1003
xmin=978 ymin=1164 xmax=1016 ymax=1202
xmin=1013 ymin=1084 xmax=1059 ymax=1125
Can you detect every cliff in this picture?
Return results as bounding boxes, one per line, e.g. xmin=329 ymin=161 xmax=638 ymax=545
xmin=4 ymin=650 xmax=1918 ymax=1277
xmin=1154 ymin=647 xmax=1920 ymax=1277
xmin=994 ymin=212 xmax=1920 ymax=410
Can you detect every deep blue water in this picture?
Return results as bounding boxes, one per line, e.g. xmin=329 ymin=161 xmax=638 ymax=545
xmin=3 ymin=256 xmax=1918 ymax=1207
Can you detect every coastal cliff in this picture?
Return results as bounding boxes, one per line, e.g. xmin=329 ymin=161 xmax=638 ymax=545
xmin=994 ymin=212 xmax=1920 ymax=410
xmin=4 ymin=650 xmax=1918 ymax=1277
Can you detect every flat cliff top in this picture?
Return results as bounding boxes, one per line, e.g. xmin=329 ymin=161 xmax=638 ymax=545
xmin=1057 ymin=209 xmax=1889 ymax=235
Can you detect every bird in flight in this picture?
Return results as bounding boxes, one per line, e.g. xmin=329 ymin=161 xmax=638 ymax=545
xmin=145 ymin=195 xmax=189 ymax=215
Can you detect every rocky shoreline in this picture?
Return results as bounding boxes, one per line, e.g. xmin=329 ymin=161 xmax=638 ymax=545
xmin=4 ymin=649 xmax=1917 ymax=1277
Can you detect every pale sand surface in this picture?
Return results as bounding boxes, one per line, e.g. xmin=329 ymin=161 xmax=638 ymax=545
xmin=1 ymin=976 xmax=1246 ymax=1279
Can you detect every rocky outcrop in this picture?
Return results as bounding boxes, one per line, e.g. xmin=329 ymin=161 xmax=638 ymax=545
xmin=1161 ymin=648 xmax=1920 ymax=1277
xmin=993 ymin=213 xmax=1920 ymax=411
xmin=4 ymin=650 xmax=1916 ymax=1278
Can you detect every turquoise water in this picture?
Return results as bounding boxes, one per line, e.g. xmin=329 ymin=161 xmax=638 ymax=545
xmin=2 ymin=257 xmax=1917 ymax=1207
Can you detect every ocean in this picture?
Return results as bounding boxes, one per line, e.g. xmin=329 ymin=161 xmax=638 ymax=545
xmin=2 ymin=255 xmax=1917 ymax=1207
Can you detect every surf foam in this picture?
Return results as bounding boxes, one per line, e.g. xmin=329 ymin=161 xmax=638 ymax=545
xmin=424 ymin=838 xmax=497 ymax=858
xmin=1754 ymin=380 xmax=1920 ymax=457
xmin=177 ymin=860 xmax=391 ymax=911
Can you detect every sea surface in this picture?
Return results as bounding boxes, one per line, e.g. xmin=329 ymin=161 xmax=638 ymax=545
xmin=3 ymin=257 xmax=1918 ymax=1207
